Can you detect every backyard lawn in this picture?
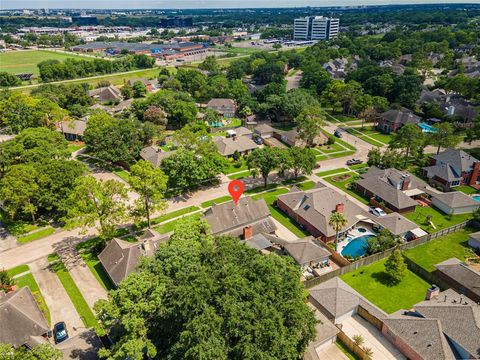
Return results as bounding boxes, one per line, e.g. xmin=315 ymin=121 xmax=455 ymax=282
xmin=404 ymin=206 xmax=471 ymax=232
xmin=403 ymin=228 xmax=474 ymax=272
xmin=341 ymin=258 xmax=430 ymax=314
xmin=457 ymin=185 xmax=479 ymax=195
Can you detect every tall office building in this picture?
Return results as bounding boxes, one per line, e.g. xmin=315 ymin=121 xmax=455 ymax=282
xmin=293 ymin=16 xmax=339 ymax=41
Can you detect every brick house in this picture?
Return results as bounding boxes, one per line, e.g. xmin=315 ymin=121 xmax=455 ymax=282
xmin=377 ymin=107 xmax=421 ymax=134
xmin=206 ymin=98 xmax=237 ymax=118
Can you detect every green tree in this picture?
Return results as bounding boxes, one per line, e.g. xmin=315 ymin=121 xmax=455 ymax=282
xmin=199 ymin=55 xmax=220 ymax=73
xmin=143 ymin=105 xmax=167 ymax=127
xmin=0 ymin=343 xmax=62 ymax=360
xmin=389 ymin=124 xmax=425 ymax=167
xmin=246 ymin=147 xmax=280 ymax=187
xmin=295 ymin=106 xmax=325 ymax=148
xmin=129 ymin=160 xmax=168 ymax=228
xmin=121 ymin=85 xmax=133 ymax=99
xmin=384 ymin=248 xmax=407 ymax=284
xmin=289 ymin=147 xmax=317 ymax=178
xmin=366 ymin=229 xmax=400 ymax=255
xmin=329 ymin=211 xmax=348 ymax=248
xmin=367 ymin=147 xmax=382 ymax=167
xmin=429 ymin=122 xmax=462 ymax=154
xmin=63 ymin=176 xmax=129 ymax=241
xmin=0 ymin=72 xmax=21 ymax=87
xmin=132 ymin=81 xmax=147 ymax=98
xmin=94 ymin=218 xmax=316 ymax=360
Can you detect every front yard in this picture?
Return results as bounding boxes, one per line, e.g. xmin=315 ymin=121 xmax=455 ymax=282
xmin=404 ymin=206 xmax=471 ymax=232
xmin=324 ymin=173 xmax=369 ymax=205
xmin=340 ymin=258 xmax=430 ymax=314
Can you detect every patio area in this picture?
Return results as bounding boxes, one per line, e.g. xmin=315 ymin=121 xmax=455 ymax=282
xmin=336 ymin=221 xmax=377 ymax=255
xmin=340 ymin=315 xmax=406 ymax=360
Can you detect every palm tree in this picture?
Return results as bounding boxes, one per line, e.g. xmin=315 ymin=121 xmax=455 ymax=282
xmin=329 ymin=211 xmax=348 ymax=249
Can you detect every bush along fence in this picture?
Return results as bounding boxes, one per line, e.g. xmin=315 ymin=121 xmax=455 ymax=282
xmin=304 ymin=221 xmax=471 ymax=289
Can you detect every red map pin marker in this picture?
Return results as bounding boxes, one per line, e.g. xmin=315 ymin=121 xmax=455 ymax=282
xmin=228 ymin=180 xmax=244 ymax=205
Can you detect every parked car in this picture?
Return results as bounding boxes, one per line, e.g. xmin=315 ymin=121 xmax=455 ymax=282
xmin=253 ymin=136 xmax=263 ymax=145
xmin=53 ymin=322 xmax=69 ymax=344
xmin=334 ymin=129 xmax=343 ymax=138
xmin=369 ymin=207 xmax=387 ymax=217
xmin=346 ymin=158 xmax=362 ymax=166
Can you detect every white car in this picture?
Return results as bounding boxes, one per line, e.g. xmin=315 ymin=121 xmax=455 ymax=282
xmin=370 ymin=207 xmax=387 ymax=217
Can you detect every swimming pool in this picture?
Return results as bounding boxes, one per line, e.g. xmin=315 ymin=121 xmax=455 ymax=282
xmin=341 ymin=234 xmax=376 ymax=258
xmin=472 ymin=195 xmax=480 ymax=202
xmin=418 ymin=122 xmax=438 ymax=133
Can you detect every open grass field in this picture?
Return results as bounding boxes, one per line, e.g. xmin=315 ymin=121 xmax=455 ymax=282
xmin=0 ymin=50 xmax=89 ymax=75
xmin=341 ymin=258 xmax=430 ymax=314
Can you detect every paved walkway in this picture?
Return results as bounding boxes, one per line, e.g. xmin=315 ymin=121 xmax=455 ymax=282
xmin=30 ymin=258 xmax=84 ymax=336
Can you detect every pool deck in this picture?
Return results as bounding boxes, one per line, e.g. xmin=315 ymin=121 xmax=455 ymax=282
xmin=337 ymin=227 xmax=376 ymax=255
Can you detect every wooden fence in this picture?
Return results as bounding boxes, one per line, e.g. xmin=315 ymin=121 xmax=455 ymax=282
xmin=337 ymin=331 xmax=372 ymax=360
xmin=304 ymin=221 xmax=471 ymax=288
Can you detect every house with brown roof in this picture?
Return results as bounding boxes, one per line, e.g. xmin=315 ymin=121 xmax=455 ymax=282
xmin=0 ymin=287 xmax=49 ymax=348
xmin=434 ymin=258 xmax=480 ymax=303
xmin=277 ymin=186 xmax=370 ymax=243
xmin=56 ymin=119 xmax=87 ymax=141
xmin=377 ymin=108 xmax=421 ymax=134
xmin=213 ymin=136 xmax=258 ymax=157
xmin=139 ymin=145 xmax=176 ymax=167
xmin=274 ymin=128 xmax=327 ymax=148
xmin=203 ymin=196 xmax=277 ymax=239
xmin=88 ymin=85 xmax=122 ymax=103
xmin=98 ymin=229 xmax=169 ymax=287
xmin=253 ymin=123 xmax=275 ymax=139
xmin=206 ymin=98 xmax=237 ymax=118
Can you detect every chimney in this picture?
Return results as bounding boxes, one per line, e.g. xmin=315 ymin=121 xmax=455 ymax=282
xmin=469 ymin=162 xmax=479 ymax=186
xmin=401 ymin=174 xmax=411 ymax=191
xmin=335 ymin=203 xmax=345 ymax=213
xmin=243 ymin=225 xmax=253 ymax=240
xmin=425 ymin=284 xmax=440 ymax=300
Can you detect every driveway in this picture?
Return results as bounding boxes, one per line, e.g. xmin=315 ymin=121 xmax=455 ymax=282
xmin=341 ymin=315 xmax=406 ymax=360
xmin=29 ymin=258 xmax=84 ymax=337
xmin=315 ymin=343 xmax=349 ymax=360
xmin=57 ymin=329 xmax=102 ymax=360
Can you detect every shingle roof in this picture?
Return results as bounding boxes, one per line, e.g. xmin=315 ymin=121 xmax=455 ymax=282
xmin=434 ymin=258 xmax=480 ymax=299
xmin=283 ymin=237 xmax=331 ymax=265
xmin=139 ymin=146 xmax=176 ymax=167
xmin=423 ymin=163 xmax=462 ymax=182
xmin=381 ymin=108 xmax=421 ymax=125
xmin=240 ymin=233 xmax=279 ymax=250
xmin=254 ymin=123 xmax=275 ymax=135
xmin=214 ymin=136 xmax=258 ymax=156
xmin=57 ymin=119 xmax=87 ymax=136
xmin=373 ymin=213 xmax=418 ymax=236
xmin=431 ymin=149 xmax=479 ymax=173
xmin=431 ymin=191 xmax=479 ymax=208
xmin=206 ymin=98 xmax=235 ymax=109
xmin=277 ymin=187 xmax=368 ymax=238
xmin=88 ymin=85 xmax=122 ymax=102
xmin=0 ymin=287 xmax=49 ymax=347
xmin=233 ymin=126 xmax=252 ymax=137
xmin=203 ymin=197 xmax=277 ymax=237
xmin=98 ymin=230 xmax=168 ymax=286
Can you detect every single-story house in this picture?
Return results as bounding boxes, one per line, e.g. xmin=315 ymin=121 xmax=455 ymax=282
xmin=277 ymin=186 xmax=369 ymax=242
xmin=126 ymin=78 xmax=159 ymax=92
xmin=87 ymin=85 xmax=122 ymax=103
xmin=206 ymin=98 xmax=237 ymax=118
xmin=203 ymin=196 xmax=277 ymax=238
xmin=434 ymin=258 xmax=480 ymax=303
xmin=429 ymin=191 xmax=480 ymax=215
xmin=56 ymin=119 xmax=87 ymax=141
xmin=423 ymin=149 xmax=480 ymax=191
xmin=354 ymin=167 xmax=427 ymax=213
xmin=0 ymin=287 xmax=50 ymax=348
xmin=377 ymin=108 xmax=421 ymax=134
xmin=373 ymin=212 xmax=426 ymax=240
xmin=253 ymin=123 xmax=275 ymax=139
xmin=214 ymin=136 xmax=258 ymax=157
xmin=139 ymin=145 xmax=176 ymax=168
xmin=275 ymin=129 xmax=328 ymax=148
xmin=468 ymin=231 xmax=480 ymax=251
xmin=112 ymin=98 xmax=134 ymax=114
xmin=228 ymin=126 xmax=252 ymax=138
xmin=98 ymin=229 xmax=169 ymax=287
xmin=281 ymin=236 xmax=331 ymax=268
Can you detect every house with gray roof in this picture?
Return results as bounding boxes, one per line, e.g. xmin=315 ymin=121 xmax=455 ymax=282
xmin=274 ymin=128 xmax=327 ymax=148
xmin=203 ymin=196 xmax=277 ymax=238
xmin=373 ymin=212 xmax=425 ymax=240
xmin=98 ymin=229 xmax=169 ymax=287
xmin=281 ymin=237 xmax=331 ymax=268
xmin=434 ymin=258 xmax=480 ymax=303
xmin=430 ymin=191 xmax=480 ymax=215
xmin=139 ymin=145 xmax=176 ymax=168
xmin=423 ymin=149 xmax=480 ymax=191
xmin=468 ymin=231 xmax=480 ymax=251
xmin=213 ymin=135 xmax=258 ymax=157
xmin=88 ymin=85 xmax=122 ymax=103
xmin=0 ymin=287 xmax=49 ymax=348
xmin=354 ymin=167 xmax=427 ymax=213
xmin=377 ymin=107 xmax=421 ymax=134
xmin=253 ymin=123 xmax=275 ymax=139
xmin=277 ymin=186 xmax=369 ymax=242
xmin=57 ymin=119 xmax=87 ymax=141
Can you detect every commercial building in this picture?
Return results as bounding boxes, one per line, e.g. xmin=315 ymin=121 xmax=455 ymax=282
xmin=293 ymin=16 xmax=339 ymax=41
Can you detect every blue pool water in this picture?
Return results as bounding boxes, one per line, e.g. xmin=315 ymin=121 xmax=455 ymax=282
xmin=418 ymin=122 xmax=438 ymax=133
xmin=472 ymin=195 xmax=480 ymax=202
xmin=341 ymin=234 xmax=376 ymax=258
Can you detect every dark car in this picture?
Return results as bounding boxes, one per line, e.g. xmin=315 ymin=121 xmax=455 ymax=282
xmin=53 ymin=322 xmax=69 ymax=344
xmin=334 ymin=129 xmax=343 ymax=138
xmin=346 ymin=158 xmax=362 ymax=166
xmin=253 ymin=137 xmax=264 ymax=145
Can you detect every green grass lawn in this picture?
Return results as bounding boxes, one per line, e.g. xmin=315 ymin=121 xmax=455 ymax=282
xmin=16 ymin=227 xmax=55 ymax=244
xmin=457 ymin=185 xmax=479 ymax=195
xmin=7 ymin=264 xmax=30 ymax=277
xmin=336 ymin=341 xmax=359 ymax=360
xmin=13 ymin=271 xmax=51 ymax=325
xmin=67 ymin=144 xmax=84 ymax=153
xmin=349 ymin=163 xmax=369 ymax=171
xmin=341 ymin=258 xmax=430 ymax=314
xmin=0 ymin=50 xmax=91 ymax=75
xmin=149 ymin=206 xmax=200 ymax=226
xmin=0 ymin=211 xmax=45 ymax=236
xmin=228 ymin=170 xmax=252 ymax=180
xmin=201 ymin=195 xmax=232 ymax=208
xmin=324 ymin=173 xmax=369 ymax=205
xmin=316 ymin=168 xmax=349 ymax=177
xmin=153 ymin=213 xmax=202 ymax=234
xmin=223 ymin=159 xmax=249 ymax=175
xmin=403 ymin=228 xmax=473 ymax=272
xmin=404 ymin=206 xmax=471 ymax=232
xmin=296 ymin=181 xmax=316 ymax=191
xmin=317 ymin=142 xmax=345 ymax=154
xmin=50 ymin=258 xmax=97 ymax=328
xmin=80 ymin=252 xmax=116 ymax=291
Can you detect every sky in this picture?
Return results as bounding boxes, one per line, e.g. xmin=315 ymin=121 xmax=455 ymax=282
xmin=2 ymin=0 xmax=480 ymax=10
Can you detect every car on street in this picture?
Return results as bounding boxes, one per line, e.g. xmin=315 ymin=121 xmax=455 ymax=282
xmin=369 ymin=207 xmax=387 ymax=217
xmin=334 ymin=129 xmax=343 ymax=138
xmin=346 ymin=158 xmax=362 ymax=166
xmin=54 ymin=321 xmax=69 ymax=344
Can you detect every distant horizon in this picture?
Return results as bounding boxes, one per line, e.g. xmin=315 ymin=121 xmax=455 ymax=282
xmin=2 ymin=1 xmax=480 ymax=10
